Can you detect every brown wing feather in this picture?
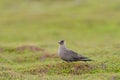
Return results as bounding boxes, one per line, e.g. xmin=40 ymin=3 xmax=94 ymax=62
xmin=66 ymin=49 xmax=91 ymax=61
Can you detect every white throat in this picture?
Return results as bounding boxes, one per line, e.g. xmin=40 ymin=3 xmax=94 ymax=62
xmin=58 ymin=44 xmax=66 ymax=55
xmin=59 ymin=44 xmax=66 ymax=49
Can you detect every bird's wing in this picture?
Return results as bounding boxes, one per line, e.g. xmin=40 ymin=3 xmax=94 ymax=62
xmin=64 ymin=49 xmax=91 ymax=61
xmin=66 ymin=49 xmax=83 ymax=59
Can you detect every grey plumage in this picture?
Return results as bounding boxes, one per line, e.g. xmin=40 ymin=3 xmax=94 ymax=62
xmin=58 ymin=40 xmax=92 ymax=62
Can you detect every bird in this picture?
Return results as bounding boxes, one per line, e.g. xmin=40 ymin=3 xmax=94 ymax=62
xmin=58 ymin=40 xmax=92 ymax=62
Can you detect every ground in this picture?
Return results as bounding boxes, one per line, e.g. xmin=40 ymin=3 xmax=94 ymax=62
xmin=0 ymin=0 xmax=120 ymax=80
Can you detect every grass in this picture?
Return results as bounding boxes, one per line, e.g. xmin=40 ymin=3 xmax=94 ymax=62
xmin=0 ymin=0 xmax=120 ymax=80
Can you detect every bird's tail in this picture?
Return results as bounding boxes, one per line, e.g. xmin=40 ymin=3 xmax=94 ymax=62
xmin=80 ymin=58 xmax=92 ymax=61
xmin=80 ymin=57 xmax=92 ymax=61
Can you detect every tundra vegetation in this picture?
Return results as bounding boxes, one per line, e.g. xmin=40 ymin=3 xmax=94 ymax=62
xmin=0 ymin=0 xmax=120 ymax=80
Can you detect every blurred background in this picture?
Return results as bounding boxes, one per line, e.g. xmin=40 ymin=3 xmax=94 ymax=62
xmin=0 ymin=1 xmax=120 ymax=79
xmin=0 ymin=0 xmax=120 ymax=52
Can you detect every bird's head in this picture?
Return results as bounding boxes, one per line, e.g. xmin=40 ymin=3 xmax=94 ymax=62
xmin=58 ymin=40 xmax=65 ymax=45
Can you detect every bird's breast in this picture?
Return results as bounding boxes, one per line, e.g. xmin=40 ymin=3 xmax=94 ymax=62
xmin=58 ymin=48 xmax=65 ymax=57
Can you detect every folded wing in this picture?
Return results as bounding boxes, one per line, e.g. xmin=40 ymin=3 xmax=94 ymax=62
xmin=66 ymin=49 xmax=92 ymax=61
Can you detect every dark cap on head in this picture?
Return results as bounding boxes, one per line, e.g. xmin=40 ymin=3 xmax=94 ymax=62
xmin=58 ymin=40 xmax=64 ymax=45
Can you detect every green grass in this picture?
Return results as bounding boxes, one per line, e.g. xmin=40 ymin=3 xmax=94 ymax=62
xmin=0 ymin=0 xmax=120 ymax=80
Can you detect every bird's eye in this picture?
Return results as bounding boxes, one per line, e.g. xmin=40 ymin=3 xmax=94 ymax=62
xmin=61 ymin=40 xmax=64 ymax=43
